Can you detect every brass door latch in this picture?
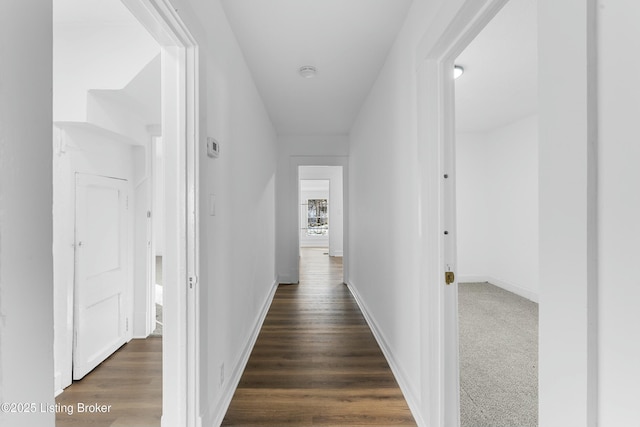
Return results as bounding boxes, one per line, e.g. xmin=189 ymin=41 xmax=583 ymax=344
xmin=445 ymin=271 xmax=455 ymax=285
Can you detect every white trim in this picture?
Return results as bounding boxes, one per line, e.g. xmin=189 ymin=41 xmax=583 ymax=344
xmin=184 ymin=32 xmax=200 ymax=427
xmin=160 ymin=44 xmax=188 ymax=427
xmin=277 ymin=273 xmax=298 ymax=285
xmin=120 ymin=2 xmax=200 ymax=426
xmin=456 ymin=275 xmax=487 ymax=284
xmin=288 ymin=156 xmax=349 ymax=284
xmin=457 ymin=276 xmax=539 ymax=303
xmin=346 ymin=281 xmax=426 ymax=427
xmin=416 ymin=1 xmax=510 ymax=425
xmin=209 ymin=280 xmax=279 ymax=427
xmin=54 ymin=372 xmax=63 ymax=397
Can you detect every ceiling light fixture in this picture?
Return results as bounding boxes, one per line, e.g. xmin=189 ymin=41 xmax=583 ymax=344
xmin=299 ymin=66 xmax=317 ymax=79
xmin=454 ymin=65 xmax=464 ymax=79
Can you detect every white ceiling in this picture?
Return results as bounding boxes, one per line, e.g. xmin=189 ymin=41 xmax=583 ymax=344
xmin=221 ymin=0 xmax=413 ymax=135
xmin=455 ymin=0 xmax=538 ymax=133
xmin=54 ymin=0 xmax=139 ymax=25
xmin=54 ymin=0 xmax=535 ymax=136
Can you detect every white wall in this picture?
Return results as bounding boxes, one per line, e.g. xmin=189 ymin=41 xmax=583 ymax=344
xmin=10 ymin=1 xmax=638 ymax=426
xmin=53 ymin=23 xmax=159 ymax=121
xmin=0 ymin=2 xmax=55 ymax=426
xmin=346 ymin=4 xmax=487 ymax=425
xmin=598 ymin=1 xmax=640 ymax=425
xmin=349 ymin=0 xmax=603 ymax=423
xmin=132 ymin=144 xmax=153 ymax=338
xmin=299 ymin=167 xmax=344 ymax=255
xmin=538 ymin=1 xmax=597 ymax=425
xmin=349 ymin=0 xmax=542 ymax=423
xmin=50 ymin=0 xmax=280 ymax=423
xmin=164 ymin=1 xmax=279 ymax=424
xmin=456 ymin=115 xmax=539 ymax=301
xmin=276 ymin=135 xmax=349 ymax=283
xmin=456 ymin=132 xmax=491 ymax=278
xmin=348 ymin=2 xmax=425 ymax=414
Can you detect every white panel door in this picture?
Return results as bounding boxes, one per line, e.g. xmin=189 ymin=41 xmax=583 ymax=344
xmin=73 ymin=173 xmax=129 ymax=380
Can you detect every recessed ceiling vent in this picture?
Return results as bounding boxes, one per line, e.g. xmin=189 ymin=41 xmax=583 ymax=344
xmin=299 ymin=66 xmax=317 ymax=79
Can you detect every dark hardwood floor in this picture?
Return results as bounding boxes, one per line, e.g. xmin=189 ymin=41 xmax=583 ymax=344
xmin=222 ymin=248 xmax=416 ymax=426
xmin=55 ymin=337 xmax=161 ymax=427
xmin=54 ymin=248 xmax=415 ymax=426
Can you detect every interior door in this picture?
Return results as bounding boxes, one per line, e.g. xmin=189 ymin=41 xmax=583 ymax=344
xmin=73 ymin=173 xmax=129 ymax=380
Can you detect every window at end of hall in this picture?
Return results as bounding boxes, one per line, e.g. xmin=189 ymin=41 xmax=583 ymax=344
xmin=307 ymin=199 xmax=328 ymax=236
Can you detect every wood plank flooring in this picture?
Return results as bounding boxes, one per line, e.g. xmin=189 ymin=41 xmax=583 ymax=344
xmin=55 ymin=337 xmax=161 ymax=427
xmin=222 ymin=248 xmax=416 ymax=426
xmin=54 ymin=249 xmax=415 ymax=426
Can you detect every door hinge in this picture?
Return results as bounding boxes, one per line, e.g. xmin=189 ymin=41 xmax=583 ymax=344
xmin=126 ymin=317 xmax=129 ymax=332
xmin=445 ymin=271 xmax=455 ymax=285
xmin=189 ymin=276 xmax=198 ymax=289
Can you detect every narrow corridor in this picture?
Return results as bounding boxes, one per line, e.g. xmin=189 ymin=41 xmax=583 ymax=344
xmin=222 ymin=248 xmax=416 ymax=426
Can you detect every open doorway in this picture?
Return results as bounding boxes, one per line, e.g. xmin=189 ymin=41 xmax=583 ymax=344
xmin=52 ymin=0 xmax=162 ymax=385
xmin=453 ymin=0 xmax=538 ymax=425
xmin=52 ymin=0 xmax=199 ymax=424
xmin=417 ymin=0 xmax=540 ymax=424
xmin=298 ymin=166 xmax=344 ymax=284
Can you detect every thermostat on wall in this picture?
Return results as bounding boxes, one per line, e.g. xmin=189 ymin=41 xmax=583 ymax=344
xmin=207 ymin=137 xmax=220 ymax=158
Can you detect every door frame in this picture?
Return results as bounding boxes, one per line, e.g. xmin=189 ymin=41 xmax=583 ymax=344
xmin=415 ymin=1 xmax=509 ymax=425
xmin=148 ymin=133 xmax=162 ymax=336
xmin=121 ymin=1 xmax=200 ymax=426
xmin=288 ymin=157 xmax=348 ymax=284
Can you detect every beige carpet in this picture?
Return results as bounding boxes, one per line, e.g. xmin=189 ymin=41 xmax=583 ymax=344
xmin=459 ymin=282 xmax=538 ymax=427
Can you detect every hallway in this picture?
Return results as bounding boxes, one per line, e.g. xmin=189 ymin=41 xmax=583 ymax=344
xmin=222 ymin=248 xmax=416 ymax=426
xmin=8 ymin=1 xmax=639 ymax=426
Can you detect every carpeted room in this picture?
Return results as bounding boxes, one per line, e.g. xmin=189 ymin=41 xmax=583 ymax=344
xmin=454 ymin=0 xmax=539 ymax=425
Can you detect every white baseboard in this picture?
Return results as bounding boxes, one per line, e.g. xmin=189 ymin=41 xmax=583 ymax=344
xmin=329 ymin=250 xmax=343 ymax=257
xmin=208 ymin=279 xmax=279 ymax=426
xmin=457 ymin=275 xmax=487 ymax=284
xmin=458 ymin=275 xmax=538 ymax=303
xmin=346 ymin=281 xmax=426 ymax=427
xmin=277 ymin=270 xmax=298 ymax=285
xmin=54 ymin=372 xmax=63 ymax=397
xmin=133 ymin=310 xmax=150 ymax=339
